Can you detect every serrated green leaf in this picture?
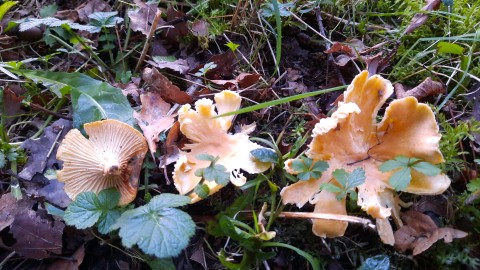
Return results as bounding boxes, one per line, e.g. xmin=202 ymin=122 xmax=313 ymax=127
xmin=45 ymin=202 xmax=65 ymax=217
xmin=89 ymin=11 xmax=123 ymax=29
xmin=204 ymin=164 xmax=230 ymax=185
xmin=16 ymin=69 xmax=134 ymax=128
xmin=319 ymin=183 xmax=344 ymax=194
xmin=146 ymin=193 xmax=191 ymax=209
xmin=467 ymin=178 xmax=480 ymax=193
xmin=64 ymin=188 xmax=121 ymax=233
xmin=291 ymin=158 xmax=308 ymax=172
xmin=311 ymin=160 xmax=329 ymax=173
xmin=195 ymin=184 xmax=210 ymax=199
xmin=347 ymin=167 xmax=366 ymax=188
xmin=297 ymin=171 xmax=311 ymax=181
xmin=39 ymin=4 xmax=57 ymax=18
xmin=64 ymin=192 xmax=103 ymax=229
xmin=379 ymin=159 xmax=406 ymax=172
xmin=411 ymin=161 xmax=441 ymax=176
xmin=111 ymin=194 xmax=195 ymax=258
xmin=332 ymin=169 xmax=348 ymax=187
xmin=250 ymin=148 xmax=278 ymax=163
xmin=389 ymin=167 xmax=412 ymax=191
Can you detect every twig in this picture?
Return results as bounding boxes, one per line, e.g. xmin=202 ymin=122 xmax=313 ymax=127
xmin=319 ymin=11 xmax=390 ymax=31
xmin=265 ymin=211 xmax=376 ymax=230
xmin=135 ymin=10 xmax=163 ymax=73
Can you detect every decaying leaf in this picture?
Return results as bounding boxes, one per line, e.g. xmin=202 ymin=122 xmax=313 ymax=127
xmin=394 ymin=210 xmax=467 ymax=255
xmin=47 ymin=244 xmax=85 ymax=270
xmin=173 ymin=91 xmax=271 ymax=202
xmin=19 ymin=118 xmax=72 ymax=181
xmin=142 ymin=67 xmax=193 ymax=104
xmin=133 ymin=92 xmax=175 ymax=156
xmin=192 ymin=51 xmax=235 ymax=79
xmin=128 ymin=0 xmax=162 ymax=36
xmin=403 ymin=0 xmax=441 ymax=36
xmin=281 ymin=71 xmax=450 ymax=241
xmin=2 ymin=87 xmax=25 ymax=126
xmin=191 ymin=20 xmax=209 ymax=37
xmin=147 ymin=57 xmax=190 ymax=74
xmin=9 ymin=210 xmax=65 ymax=259
xmin=162 ymin=6 xmax=189 ymax=44
xmin=394 ymin=77 xmax=445 ymax=100
xmin=76 ymin=0 xmax=111 ymax=23
xmin=0 ymin=193 xmax=34 ymax=231
xmin=211 ymin=73 xmax=261 ymax=90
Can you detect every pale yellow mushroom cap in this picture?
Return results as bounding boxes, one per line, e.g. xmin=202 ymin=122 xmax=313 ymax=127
xmin=57 ymin=119 xmax=148 ymax=205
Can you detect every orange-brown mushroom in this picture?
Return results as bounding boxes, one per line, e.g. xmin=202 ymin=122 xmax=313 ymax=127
xmin=57 ymin=119 xmax=148 ymax=205
xmin=281 ymin=71 xmax=450 ymax=242
xmin=173 ymin=91 xmax=271 ymax=203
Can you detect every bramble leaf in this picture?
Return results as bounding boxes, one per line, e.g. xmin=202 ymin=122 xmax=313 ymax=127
xmin=110 ymin=194 xmax=195 ymax=258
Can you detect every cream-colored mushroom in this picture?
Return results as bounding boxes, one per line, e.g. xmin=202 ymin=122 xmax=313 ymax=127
xmin=57 ymin=119 xmax=148 ymax=205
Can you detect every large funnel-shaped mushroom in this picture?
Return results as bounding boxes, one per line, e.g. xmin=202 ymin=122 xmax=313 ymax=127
xmin=57 ymin=119 xmax=148 ymax=205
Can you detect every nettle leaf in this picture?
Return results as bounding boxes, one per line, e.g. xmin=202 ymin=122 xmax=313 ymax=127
xmin=250 ymin=148 xmax=278 ymax=164
xmin=64 ymin=188 xmax=122 ymax=234
xmin=291 ymin=156 xmax=329 ymax=181
xmin=110 ymin=194 xmax=195 ymax=258
xmin=16 ymin=69 xmax=134 ymax=128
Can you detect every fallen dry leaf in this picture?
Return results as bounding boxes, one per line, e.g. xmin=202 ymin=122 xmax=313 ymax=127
xmin=191 ymin=20 xmax=209 ymax=37
xmin=0 ymin=193 xmax=34 ymax=231
xmin=192 ymin=51 xmax=235 ymax=80
xmin=18 ymin=119 xmax=72 ymax=181
xmin=128 ymin=0 xmax=162 ymax=36
xmin=393 ymin=210 xmax=467 ymax=255
xmin=395 ymin=77 xmax=445 ymax=100
xmin=9 ymin=210 xmax=64 ymax=259
xmin=162 ymin=6 xmax=189 ymax=44
xmin=403 ymin=0 xmax=441 ymax=36
xmin=133 ymin=92 xmax=175 ymax=156
xmin=76 ymin=0 xmax=111 ymax=23
xmin=147 ymin=57 xmax=190 ymax=74
xmin=211 ymin=73 xmax=261 ymax=90
xmin=142 ymin=67 xmax=193 ymax=104
xmin=2 ymin=87 xmax=24 ymax=126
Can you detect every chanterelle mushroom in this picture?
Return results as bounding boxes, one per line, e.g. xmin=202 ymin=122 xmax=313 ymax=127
xmin=281 ymin=71 xmax=450 ymax=243
xmin=173 ymin=90 xmax=271 ymax=203
xmin=57 ymin=119 xmax=148 ymax=205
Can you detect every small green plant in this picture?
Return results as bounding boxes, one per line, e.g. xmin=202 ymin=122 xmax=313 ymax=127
xmin=320 ymin=167 xmax=366 ymax=201
xmin=194 ymin=62 xmax=217 ymax=77
xmin=63 ymin=189 xmax=195 ymax=260
xmin=380 ymin=156 xmax=441 ymax=191
xmin=291 ymin=156 xmax=329 ymax=181
xmin=193 ymin=154 xmax=230 ymax=198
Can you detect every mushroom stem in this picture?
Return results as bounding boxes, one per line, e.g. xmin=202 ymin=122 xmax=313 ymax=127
xmin=265 ymin=211 xmax=376 ymax=230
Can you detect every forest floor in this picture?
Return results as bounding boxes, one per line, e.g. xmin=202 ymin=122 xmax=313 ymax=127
xmin=1 ymin=0 xmax=480 ymax=269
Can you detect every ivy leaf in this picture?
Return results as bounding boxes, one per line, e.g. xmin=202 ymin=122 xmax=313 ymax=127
xmin=389 ymin=167 xmax=412 ymax=191
xmin=411 ymin=161 xmax=441 ymax=176
xmin=291 ymin=156 xmax=329 ymax=181
xmin=250 ymin=148 xmax=278 ymax=164
xmin=110 ymin=194 xmax=195 ymax=258
xmin=15 ymin=69 xmax=134 ymax=128
xmin=63 ymin=188 xmax=122 ymax=234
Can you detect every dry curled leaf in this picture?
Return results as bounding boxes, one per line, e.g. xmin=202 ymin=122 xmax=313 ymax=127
xmin=394 ymin=77 xmax=445 ymax=100
xmin=403 ymin=0 xmax=441 ymax=36
xmin=133 ymin=92 xmax=175 ymax=157
xmin=211 ymin=73 xmax=261 ymax=90
xmin=281 ymin=71 xmax=450 ymax=241
xmin=76 ymin=0 xmax=111 ymax=23
xmin=142 ymin=67 xmax=193 ymax=104
xmin=173 ymin=91 xmax=271 ymax=202
xmin=128 ymin=0 xmax=163 ymax=36
xmin=393 ymin=210 xmax=467 ymax=255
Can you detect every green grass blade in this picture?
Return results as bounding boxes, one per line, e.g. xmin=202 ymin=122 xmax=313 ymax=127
xmin=217 ymin=85 xmax=346 ymax=118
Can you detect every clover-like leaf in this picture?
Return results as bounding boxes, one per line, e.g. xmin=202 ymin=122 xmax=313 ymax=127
xmin=110 ymin=194 xmax=195 ymax=258
xmin=291 ymin=156 xmax=329 ymax=181
xmin=63 ymin=188 xmax=122 ymax=234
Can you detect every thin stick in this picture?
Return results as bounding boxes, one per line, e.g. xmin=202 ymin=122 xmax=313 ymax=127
xmin=265 ymin=211 xmax=376 ymax=229
xmin=135 ymin=10 xmax=162 ymax=73
xmin=28 ymin=102 xmax=72 ymax=120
